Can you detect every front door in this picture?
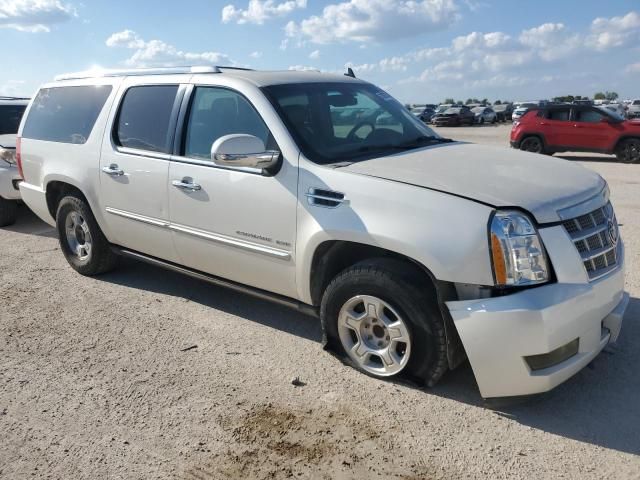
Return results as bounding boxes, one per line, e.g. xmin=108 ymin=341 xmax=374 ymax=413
xmin=99 ymin=80 xmax=183 ymax=262
xmin=168 ymin=86 xmax=298 ymax=298
xmin=569 ymin=107 xmax=618 ymax=151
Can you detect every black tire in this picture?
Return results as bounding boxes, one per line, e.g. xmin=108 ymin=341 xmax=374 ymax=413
xmin=615 ymin=138 xmax=640 ymax=164
xmin=0 ymin=197 xmax=18 ymax=227
xmin=519 ymin=136 xmax=545 ymax=154
xmin=56 ymin=195 xmax=118 ymax=276
xmin=321 ymin=259 xmax=448 ymax=387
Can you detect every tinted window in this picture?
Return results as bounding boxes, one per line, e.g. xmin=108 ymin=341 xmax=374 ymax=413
xmin=184 ymin=87 xmax=272 ymax=160
xmin=0 ymin=105 xmax=26 ymax=135
xmin=575 ymin=109 xmax=604 ymax=123
xmin=22 ymin=86 xmax=112 ymax=144
xmin=116 ymin=85 xmax=178 ymax=153
xmin=547 ymin=109 xmax=570 ymax=121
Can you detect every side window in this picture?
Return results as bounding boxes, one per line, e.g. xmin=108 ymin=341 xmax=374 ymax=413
xmin=0 ymin=105 xmax=26 ymax=135
xmin=575 ymin=109 xmax=604 ymax=123
xmin=115 ymin=85 xmax=178 ymax=153
xmin=184 ymin=87 xmax=271 ymax=160
xmin=22 ymin=86 xmax=112 ymax=144
xmin=547 ymin=109 xmax=570 ymax=121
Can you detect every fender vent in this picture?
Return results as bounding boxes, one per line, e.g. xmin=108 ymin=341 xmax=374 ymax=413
xmin=306 ymin=188 xmax=346 ymax=208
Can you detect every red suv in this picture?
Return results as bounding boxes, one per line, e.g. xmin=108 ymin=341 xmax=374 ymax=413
xmin=510 ymin=104 xmax=640 ymax=163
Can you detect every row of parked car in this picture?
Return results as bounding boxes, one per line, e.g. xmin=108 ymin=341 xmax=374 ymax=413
xmin=411 ymin=98 xmax=640 ymax=128
xmin=410 ymin=103 xmax=515 ymax=126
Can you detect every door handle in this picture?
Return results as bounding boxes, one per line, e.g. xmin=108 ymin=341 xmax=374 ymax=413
xmin=172 ymin=179 xmax=202 ymax=192
xmin=539 ymin=122 xmax=548 ymax=125
xmin=573 ymin=124 xmax=584 ymax=128
xmin=102 ymin=164 xmax=125 ymax=176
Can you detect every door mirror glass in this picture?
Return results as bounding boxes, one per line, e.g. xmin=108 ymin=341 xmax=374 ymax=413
xmin=211 ymin=134 xmax=280 ymax=170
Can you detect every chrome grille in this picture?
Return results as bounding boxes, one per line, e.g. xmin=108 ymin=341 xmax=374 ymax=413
xmin=563 ymin=202 xmax=620 ymax=281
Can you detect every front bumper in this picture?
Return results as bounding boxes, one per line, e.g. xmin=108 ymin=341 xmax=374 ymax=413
xmin=0 ymin=163 xmax=22 ymax=200
xmin=447 ymin=228 xmax=627 ymax=398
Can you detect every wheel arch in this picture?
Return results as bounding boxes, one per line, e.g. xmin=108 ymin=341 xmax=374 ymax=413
xmin=613 ymin=135 xmax=640 ymax=151
xmin=309 ymin=239 xmax=466 ymax=370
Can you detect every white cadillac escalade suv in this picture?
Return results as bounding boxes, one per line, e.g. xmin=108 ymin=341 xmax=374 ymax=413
xmin=17 ymin=67 xmax=628 ymax=398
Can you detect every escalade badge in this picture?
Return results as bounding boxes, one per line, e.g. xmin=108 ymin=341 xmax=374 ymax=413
xmin=607 ymin=219 xmax=618 ymax=247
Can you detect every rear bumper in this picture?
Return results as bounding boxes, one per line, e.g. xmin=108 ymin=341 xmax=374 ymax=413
xmin=510 ymin=140 xmax=520 ymax=148
xmin=447 ymin=252 xmax=627 ymax=398
xmin=18 ymin=182 xmax=55 ymax=226
xmin=0 ymin=164 xmax=22 ymax=200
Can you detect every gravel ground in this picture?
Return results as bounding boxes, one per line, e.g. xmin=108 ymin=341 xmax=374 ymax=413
xmin=1 ymin=124 xmax=639 ymax=479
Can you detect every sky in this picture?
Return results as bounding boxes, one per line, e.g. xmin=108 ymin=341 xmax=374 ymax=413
xmin=1 ymin=0 xmax=639 ymax=104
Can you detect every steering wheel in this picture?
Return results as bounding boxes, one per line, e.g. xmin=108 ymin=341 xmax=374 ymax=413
xmin=346 ymin=121 xmax=375 ymax=142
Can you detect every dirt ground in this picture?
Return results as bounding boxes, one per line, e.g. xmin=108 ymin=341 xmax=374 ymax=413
xmin=1 ymin=124 xmax=639 ymax=479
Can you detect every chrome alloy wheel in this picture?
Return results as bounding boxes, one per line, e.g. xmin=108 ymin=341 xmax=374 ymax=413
xmin=337 ymin=295 xmax=411 ymax=377
xmin=65 ymin=211 xmax=92 ymax=261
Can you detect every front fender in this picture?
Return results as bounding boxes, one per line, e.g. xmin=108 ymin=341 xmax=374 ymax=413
xmin=296 ymin=163 xmax=495 ymax=304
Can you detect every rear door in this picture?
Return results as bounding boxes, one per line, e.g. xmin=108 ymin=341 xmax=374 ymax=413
xmin=99 ymin=78 xmax=185 ymax=262
xmin=538 ymin=107 xmax=573 ymax=148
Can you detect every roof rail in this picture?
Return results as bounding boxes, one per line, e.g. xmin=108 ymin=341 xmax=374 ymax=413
xmin=0 ymin=96 xmax=30 ymax=100
xmin=54 ymin=65 xmax=254 ymax=81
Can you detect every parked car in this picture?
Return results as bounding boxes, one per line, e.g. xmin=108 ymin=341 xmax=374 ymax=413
xmin=411 ymin=106 xmax=436 ymax=123
xmin=627 ymin=99 xmax=640 ymax=119
xmin=0 ymin=97 xmax=29 ymax=226
xmin=598 ymin=103 xmax=626 ymax=118
xmin=471 ymin=106 xmax=497 ymax=124
xmin=432 ymin=106 xmax=475 ymax=126
xmin=511 ymin=102 xmax=538 ymax=122
xmin=492 ymin=103 xmax=514 ymax=122
xmin=511 ymin=104 xmax=640 ymax=163
xmin=17 ymin=66 xmax=628 ymax=399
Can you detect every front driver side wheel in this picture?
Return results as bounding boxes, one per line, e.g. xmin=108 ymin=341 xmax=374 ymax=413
xmin=56 ymin=195 xmax=118 ymax=276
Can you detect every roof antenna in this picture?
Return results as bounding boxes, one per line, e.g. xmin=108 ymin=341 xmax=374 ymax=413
xmin=345 ymin=67 xmax=356 ymax=78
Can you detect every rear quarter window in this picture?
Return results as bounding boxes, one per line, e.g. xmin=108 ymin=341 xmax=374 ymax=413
xmin=22 ymin=86 xmax=112 ymax=144
xmin=0 ymin=105 xmax=27 ymax=135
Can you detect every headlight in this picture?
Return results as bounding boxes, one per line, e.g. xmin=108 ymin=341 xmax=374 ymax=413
xmin=0 ymin=148 xmax=16 ymax=166
xmin=490 ymin=210 xmax=549 ymax=287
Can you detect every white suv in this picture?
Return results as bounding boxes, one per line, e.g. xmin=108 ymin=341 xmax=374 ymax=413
xmin=0 ymin=97 xmax=29 ymax=226
xmin=17 ymin=67 xmax=628 ymax=398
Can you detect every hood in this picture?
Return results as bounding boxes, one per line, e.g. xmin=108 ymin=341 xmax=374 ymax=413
xmin=0 ymin=134 xmax=16 ymax=150
xmin=343 ymin=142 xmax=606 ymax=223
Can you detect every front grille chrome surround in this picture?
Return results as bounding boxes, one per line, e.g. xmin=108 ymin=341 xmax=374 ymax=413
xmin=562 ymin=202 xmax=620 ymax=281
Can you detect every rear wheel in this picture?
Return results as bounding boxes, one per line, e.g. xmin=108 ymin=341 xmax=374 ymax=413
xmin=615 ymin=138 xmax=640 ymax=164
xmin=519 ymin=136 xmax=545 ymax=154
xmin=0 ymin=197 xmax=17 ymax=227
xmin=56 ymin=195 xmax=118 ymax=275
xmin=321 ymin=260 xmax=448 ymax=386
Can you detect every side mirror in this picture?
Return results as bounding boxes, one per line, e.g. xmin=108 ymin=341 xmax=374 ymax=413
xmin=211 ymin=134 xmax=280 ymax=170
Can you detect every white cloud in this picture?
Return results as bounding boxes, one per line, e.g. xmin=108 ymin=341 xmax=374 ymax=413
xmin=309 ymin=49 xmax=320 ymax=59
xmin=250 ymin=50 xmax=262 ymax=58
xmin=519 ymin=23 xmax=581 ymax=61
xmin=222 ymin=0 xmax=306 ymax=24
xmin=106 ymin=30 xmax=232 ymax=67
xmin=288 ymin=65 xmax=319 ymax=71
xmin=588 ymin=11 xmax=640 ymax=50
xmin=626 ymin=62 xmax=640 ymax=74
xmin=286 ymin=0 xmax=459 ymax=44
xmin=0 ymin=79 xmax=27 ymax=96
xmin=0 ymin=0 xmax=76 ymax=32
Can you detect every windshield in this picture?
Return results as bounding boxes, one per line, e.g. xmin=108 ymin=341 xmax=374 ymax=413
xmin=471 ymin=107 xmax=484 ymax=113
xmin=263 ymin=82 xmax=442 ymax=165
xmin=0 ymin=105 xmax=27 ymax=135
xmin=411 ymin=108 xmax=423 ymax=114
xmin=444 ymin=108 xmax=461 ymax=114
